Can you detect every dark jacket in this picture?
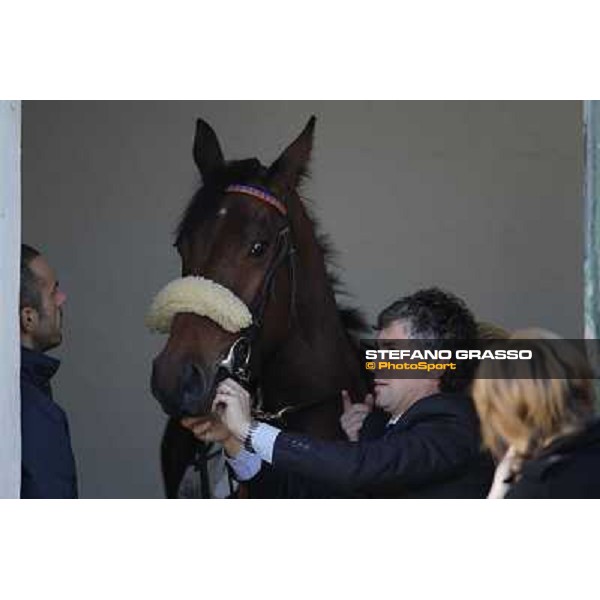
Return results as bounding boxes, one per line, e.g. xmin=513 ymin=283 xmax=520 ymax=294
xmin=20 ymin=347 xmax=78 ymax=499
xmin=506 ymin=419 xmax=600 ymax=499
xmin=265 ymin=392 xmax=494 ymax=498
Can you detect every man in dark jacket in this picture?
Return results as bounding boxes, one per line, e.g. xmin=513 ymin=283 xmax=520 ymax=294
xmin=19 ymin=244 xmax=77 ymax=498
xmin=186 ymin=288 xmax=494 ymax=498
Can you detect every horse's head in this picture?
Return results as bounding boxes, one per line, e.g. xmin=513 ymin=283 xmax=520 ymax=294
xmin=150 ymin=117 xmax=315 ymax=418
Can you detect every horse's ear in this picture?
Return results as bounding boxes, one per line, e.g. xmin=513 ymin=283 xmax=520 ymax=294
xmin=193 ymin=119 xmax=225 ymax=179
xmin=268 ymin=116 xmax=316 ymax=194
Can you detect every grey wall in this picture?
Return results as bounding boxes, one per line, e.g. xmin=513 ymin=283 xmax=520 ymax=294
xmin=22 ymin=101 xmax=583 ymax=498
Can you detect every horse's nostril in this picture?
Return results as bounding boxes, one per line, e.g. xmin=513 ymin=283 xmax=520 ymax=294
xmin=183 ymin=362 xmax=205 ymax=391
xmin=181 ymin=362 xmax=207 ymax=414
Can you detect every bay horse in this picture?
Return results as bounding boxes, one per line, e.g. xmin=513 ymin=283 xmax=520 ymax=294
xmin=150 ymin=117 xmax=369 ymax=498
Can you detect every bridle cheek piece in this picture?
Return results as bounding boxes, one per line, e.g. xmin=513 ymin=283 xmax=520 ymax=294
xmin=216 ymin=185 xmax=297 ymax=408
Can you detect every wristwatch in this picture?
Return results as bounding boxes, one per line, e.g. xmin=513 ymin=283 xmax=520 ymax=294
xmin=243 ymin=420 xmax=259 ymax=453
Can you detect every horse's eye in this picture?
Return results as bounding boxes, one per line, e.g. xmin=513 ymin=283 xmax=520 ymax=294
xmin=249 ymin=241 xmax=268 ymax=257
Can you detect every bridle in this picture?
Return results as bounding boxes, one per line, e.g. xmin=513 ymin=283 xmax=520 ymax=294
xmin=215 ymin=183 xmax=326 ymax=426
xmin=186 ymin=183 xmax=326 ymax=498
xmin=214 ymin=184 xmax=296 ymax=389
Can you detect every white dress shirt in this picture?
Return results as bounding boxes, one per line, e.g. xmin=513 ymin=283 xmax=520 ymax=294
xmin=225 ymin=422 xmax=281 ymax=480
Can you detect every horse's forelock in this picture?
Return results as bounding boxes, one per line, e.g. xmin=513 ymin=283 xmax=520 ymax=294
xmin=175 ymin=158 xmax=267 ymax=243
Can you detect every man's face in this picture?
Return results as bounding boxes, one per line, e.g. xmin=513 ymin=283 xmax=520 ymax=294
xmin=26 ymin=255 xmax=67 ymax=352
xmin=373 ymin=320 xmax=440 ymax=418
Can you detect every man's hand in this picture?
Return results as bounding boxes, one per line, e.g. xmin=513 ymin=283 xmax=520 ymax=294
xmin=212 ymin=378 xmax=253 ymax=441
xmin=180 ymin=413 xmax=243 ymax=458
xmin=180 ymin=415 xmax=230 ymax=443
xmin=340 ymin=390 xmax=374 ymax=441
xmin=487 ymin=446 xmax=519 ymax=499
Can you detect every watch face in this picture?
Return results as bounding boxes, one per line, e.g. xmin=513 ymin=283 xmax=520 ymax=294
xmin=244 ymin=422 xmax=258 ymax=453
xmin=244 ymin=425 xmax=252 ymax=452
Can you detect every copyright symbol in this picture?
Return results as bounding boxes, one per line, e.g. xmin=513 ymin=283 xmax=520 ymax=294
xmin=366 ymin=362 xmax=376 ymax=370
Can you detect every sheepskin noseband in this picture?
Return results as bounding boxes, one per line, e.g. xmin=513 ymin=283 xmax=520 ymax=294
xmin=146 ymin=276 xmax=253 ymax=334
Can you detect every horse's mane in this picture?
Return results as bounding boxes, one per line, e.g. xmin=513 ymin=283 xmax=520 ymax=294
xmin=309 ymin=208 xmax=369 ymax=340
xmin=175 ymin=159 xmax=369 ymax=340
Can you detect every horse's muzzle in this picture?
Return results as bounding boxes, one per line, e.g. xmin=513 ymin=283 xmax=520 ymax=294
xmin=151 ymin=358 xmax=213 ymax=418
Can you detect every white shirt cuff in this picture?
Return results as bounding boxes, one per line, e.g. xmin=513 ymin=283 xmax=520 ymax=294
xmin=225 ymin=448 xmax=262 ymax=481
xmin=252 ymin=422 xmax=281 ymax=464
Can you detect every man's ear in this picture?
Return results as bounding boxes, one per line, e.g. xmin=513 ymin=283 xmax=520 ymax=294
xmin=20 ymin=307 xmax=39 ymax=333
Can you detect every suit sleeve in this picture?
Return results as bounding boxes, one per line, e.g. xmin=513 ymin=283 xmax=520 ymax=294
xmin=359 ymin=409 xmax=388 ymax=441
xmin=272 ymin=409 xmax=478 ymax=493
xmin=246 ymin=461 xmax=353 ymax=498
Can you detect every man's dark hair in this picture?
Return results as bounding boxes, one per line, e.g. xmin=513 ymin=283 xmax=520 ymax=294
xmin=377 ymin=287 xmax=478 ymax=393
xmin=20 ymin=244 xmax=42 ymax=312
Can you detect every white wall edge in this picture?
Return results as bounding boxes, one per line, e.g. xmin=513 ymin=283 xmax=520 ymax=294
xmin=0 ymin=100 xmax=22 ymax=498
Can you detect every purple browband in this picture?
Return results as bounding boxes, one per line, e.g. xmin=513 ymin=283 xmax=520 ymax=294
xmin=225 ymin=184 xmax=287 ymax=216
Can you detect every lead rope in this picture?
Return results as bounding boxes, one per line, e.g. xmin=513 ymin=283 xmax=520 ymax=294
xmin=194 ymin=443 xmax=211 ymax=499
xmin=187 ymin=441 xmax=239 ymax=499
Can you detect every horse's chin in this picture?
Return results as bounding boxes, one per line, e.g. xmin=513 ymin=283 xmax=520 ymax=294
xmin=151 ymin=379 xmax=213 ymax=419
xmin=155 ymin=394 xmax=213 ymax=419
xmin=180 ymin=391 xmax=214 ymax=418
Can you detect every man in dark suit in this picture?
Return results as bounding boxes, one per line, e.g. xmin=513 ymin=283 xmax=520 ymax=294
xmin=185 ymin=288 xmax=494 ymax=498
xmin=19 ymin=244 xmax=77 ymax=498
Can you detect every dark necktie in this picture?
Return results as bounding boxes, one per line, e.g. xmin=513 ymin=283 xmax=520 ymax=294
xmin=383 ymin=422 xmax=396 ymax=438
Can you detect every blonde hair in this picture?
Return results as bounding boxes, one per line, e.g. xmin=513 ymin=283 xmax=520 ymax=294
xmin=473 ymin=328 xmax=595 ymax=460
xmin=477 ymin=321 xmax=510 ymax=341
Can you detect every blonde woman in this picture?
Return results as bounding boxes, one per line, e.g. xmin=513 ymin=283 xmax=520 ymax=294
xmin=473 ymin=329 xmax=598 ymax=498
